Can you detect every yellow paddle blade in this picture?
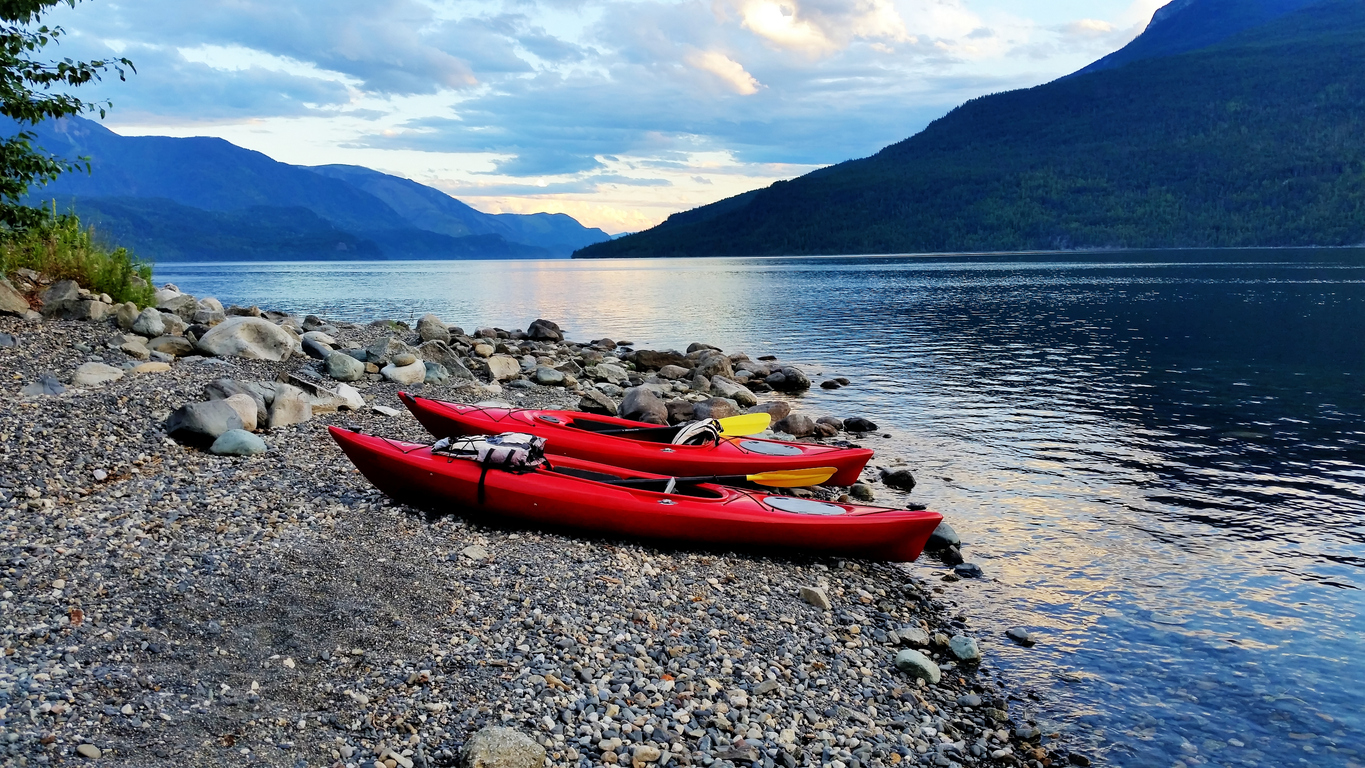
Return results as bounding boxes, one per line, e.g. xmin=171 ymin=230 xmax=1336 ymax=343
xmin=745 ymin=466 xmax=838 ymax=488
xmin=718 ymin=412 xmax=771 ymax=437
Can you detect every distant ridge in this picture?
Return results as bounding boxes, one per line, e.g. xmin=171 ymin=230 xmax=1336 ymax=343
xmin=14 ymin=116 xmax=610 ymax=260
xmin=576 ymin=0 xmax=1365 ymax=258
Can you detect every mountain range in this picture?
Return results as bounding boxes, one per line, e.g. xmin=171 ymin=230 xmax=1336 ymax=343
xmin=19 ymin=116 xmax=610 ymax=260
xmin=575 ymin=0 xmax=1365 ymax=258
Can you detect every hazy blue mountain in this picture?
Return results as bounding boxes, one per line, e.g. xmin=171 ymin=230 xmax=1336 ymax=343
xmin=13 ymin=116 xmax=606 ymax=260
xmin=306 ymin=164 xmax=610 ymax=255
xmin=576 ymin=0 xmax=1365 ymax=258
xmin=1076 ymin=0 xmax=1322 ymax=75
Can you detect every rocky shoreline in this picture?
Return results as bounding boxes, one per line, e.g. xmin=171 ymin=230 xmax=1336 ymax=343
xmin=0 ymin=276 xmax=1087 ymax=768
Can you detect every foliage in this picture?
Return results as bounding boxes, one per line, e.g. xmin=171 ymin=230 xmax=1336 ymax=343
xmin=0 ymin=207 xmax=153 ymax=305
xmin=0 ymin=0 xmax=132 ymax=230
xmin=577 ymin=0 xmax=1365 ymax=258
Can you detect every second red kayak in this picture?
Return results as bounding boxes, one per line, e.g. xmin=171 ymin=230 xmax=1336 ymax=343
xmin=330 ymin=426 xmax=940 ymax=562
xmin=399 ymin=393 xmax=875 ymax=486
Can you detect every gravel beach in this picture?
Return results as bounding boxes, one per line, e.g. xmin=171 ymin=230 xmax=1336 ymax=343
xmin=0 ymin=286 xmax=1085 ymax=768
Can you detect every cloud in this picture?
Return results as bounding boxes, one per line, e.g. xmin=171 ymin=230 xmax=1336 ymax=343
xmin=728 ymin=0 xmax=910 ymax=56
xmin=686 ymin=50 xmax=762 ymax=94
xmin=1063 ymin=19 xmax=1117 ymax=37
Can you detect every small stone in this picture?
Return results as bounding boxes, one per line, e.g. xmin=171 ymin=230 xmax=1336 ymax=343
xmin=896 ymin=627 xmax=929 ymax=647
xmin=462 ymin=545 xmax=489 ymax=560
xmin=21 ymin=373 xmax=65 ymax=397
xmin=893 ymin=649 xmax=941 ymax=684
xmin=949 ymin=635 xmax=981 ymax=663
xmin=820 ymin=380 xmax=842 ymax=389
xmin=799 ymin=586 xmax=831 ymax=610
xmin=129 ymin=361 xmax=171 ymax=375
xmin=956 ymin=694 xmax=982 ymax=707
xmin=773 ymin=413 xmax=816 ymax=437
xmin=461 ymin=725 xmax=546 ymax=768
xmin=373 ymin=405 xmax=401 ymax=417
xmin=393 ymin=352 xmax=418 ymax=367
xmin=953 ymin=562 xmax=983 ymax=578
xmin=527 ymin=318 xmax=563 ymax=341
xmin=1005 ymin=627 xmax=1036 ymax=647
xmin=72 ymin=362 xmax=124 ymax=387
xmin=131 ymin=306 xmax=167 ymax=337
xmin=1068 ymin=753 xmax=1091 ymax=766
xmin=210 ymin=429 xmax=267 ymax=457
xmin=76 ymin=744 xmax=102 ymax=759
xmin=424 ymin=361 xmax=450 ymax=384
xmin=325 ymin=351 xmax=365 ymax=381
xmin=146 ymin=335 xmax=195 ymax=357
xmin=301 ymin=336 xmax=332 ymax=360
xmin=167 ymin=400 xmax=245 ymax=445
xmin=92 ymin=468 xmax=108 ymax=482
xmin=620 ymin=386 xmax=668 ymax=425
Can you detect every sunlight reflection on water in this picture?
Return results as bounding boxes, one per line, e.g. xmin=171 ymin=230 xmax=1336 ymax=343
xmin=157 ymin=251 xmax=1365 ymax=766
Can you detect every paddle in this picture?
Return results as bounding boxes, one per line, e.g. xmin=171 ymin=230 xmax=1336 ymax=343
xmin=612 ymin=466 xmax=837 ymax=489
xmin=594 ymin=413 xmax=772 ymax=438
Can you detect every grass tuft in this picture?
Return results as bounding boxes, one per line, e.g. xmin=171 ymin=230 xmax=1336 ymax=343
xmin=1 ymin=210 xmax=154 ymax=307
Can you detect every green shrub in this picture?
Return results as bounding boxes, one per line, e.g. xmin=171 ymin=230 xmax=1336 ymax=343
xmin=1 ymin=211 xmax=154 ymax=307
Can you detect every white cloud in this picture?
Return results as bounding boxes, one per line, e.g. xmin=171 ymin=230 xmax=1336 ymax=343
xmin=686 ymin=50 xmax=763 ymax=94
xmin=730 ymin=0 xmax=910 ymax=56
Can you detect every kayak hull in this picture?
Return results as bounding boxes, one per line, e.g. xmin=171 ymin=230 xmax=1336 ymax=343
xmin=330 ymin=427 xmax=940 ymax=562
xmin=399 ymin=394 xmax=875 ymax=487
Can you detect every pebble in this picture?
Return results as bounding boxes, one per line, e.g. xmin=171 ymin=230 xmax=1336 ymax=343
xmin=799 ymin=585 xmax=832 ymax=610
xmin=76 ymin=744 xmax=102 ymax=759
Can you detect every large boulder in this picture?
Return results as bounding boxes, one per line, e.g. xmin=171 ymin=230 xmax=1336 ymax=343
xmin=526 ymin=318 xmax=563 ymax=341
xmin=694 ymin=350 xmax=735 ymax=380
xmin=461 ymin=726 xmax=546 ymax=768
xmin=693 ymin=397 xmax=740 ymax=421
xmin=619 ymin=386 xmax=668 ymax=425
xmin=578 ymin=388 xmax=618 ymax=416
xmin=166 ymin=400 xmax=245 ymax=446
xmin=220 ymin=394 xmax=260 ymax=432
xmin=747 ymin=401 xmax=792 ymax=422
xmin=590 ymin=363 xmax=630 ymax=386
xmin=382 ymin=360 xmax=427 ymax=385
xmin=417 ymin=340 xmax=475 ymax=380
xmin=146 ymin=335 xmax=195 ymax=357
xmin=324 ymin=351 xmax=365 ymax=382
xmin=485 ymin=354 xmax=522 ymax=382
xmin=113 ymin=301 xmax=138 ymax=330
xmin=417 ymin=313 xmax=451 ymax=343
xmin=301 ymin=336 xmax=332 ymax=360
xmin=629 ymin=349 xmax=689 ymax=371
xmin=205 ymin=378 xmax=268 ymax=425
xmin=774 ymin=413 xmax=816 ymax=437
xmin=665 ymin=399 xmax=695 ymax=424
xmin=0 ymin=276 xmax=31 ymax=316
xmin=710 ymin=376 xmax=758 ymax=407
xmin=766 ymin=365 xmax=811 ymax=392
xmin=156 ymin=291 xmax=198 ymax=321
xmin=37 ymin=280 xmax=80 ymax=317
xmin=196 ymin=317 xmax=295 ymax=361
xmin=267 ymin=384 xmax=312 ymax=429
xmin=71 ymin=362 xmax=123 ymax=388
xmin=364 ymin=335 xmax=419 ymax=366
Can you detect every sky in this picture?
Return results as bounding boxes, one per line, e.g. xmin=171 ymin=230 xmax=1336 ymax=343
xmin=45 ymin=0 xmax=1170 ymax=233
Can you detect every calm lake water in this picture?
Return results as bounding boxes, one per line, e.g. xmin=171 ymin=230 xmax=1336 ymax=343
xmin=156 ymin=250 xmax=1365 ymax=767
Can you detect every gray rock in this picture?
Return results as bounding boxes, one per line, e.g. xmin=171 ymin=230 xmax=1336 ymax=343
xmin=774 ymin=413 xmax=816 ymax=437
xmin=166 ymin=400 xmax=245 ymax=445
xmin=146 ymin=335 xmax=195 ymax=357
xmin=534 ymin=366 xmax=566 ymax=386
xmin=130 ymin=307 xmax=166 ymax=337
xmin=416 ymin=340 xmax=474 ymax=379
xmin=844 ymin=416 xmax=878 ymax=432
xmin=816 ymin=415 xmax=845 ymax=431
xmin=591 ymin=362 xmax=630 ymax=386
xmin=820 ymin=379 xmax=842 ymax=389
xmin=325 ymin=351 xmax=365 ymax=382
xmin=301 ymin=336 xmax=332 ymax=360
xmin=938 ymin=545 xmax=964 ymax=566
xmin=881 ymin=467 xmax=917 ymax=491
xmin=694 ymin=350 xmax=735 ymax=380
xmin=926 ymin=521 xmax=960 ymax=550
xmin=665 ymin=399 xmax=695 ymax=424
xmin=527 ymin=318 xmax=563 ymax=341
xmin=710 ymin=375 xmax=757 ymax=406
xmin=210 ymin=393 xmax=256 ymax=431
xmin=71 ymin=362 xmax=124 ymax=387
xmin=424 ymin=362 xmax=450 ymax=384
xmin=693 ymin=397 xmax=740 ymax=421
xmin=205 ymin=378 xmax=269 ymax=424
xmin=799 ymin=586 xmax=832 ymax=610
xmin=629 ymin=349 xmax=689 ymax=371
xmin=486 ymin=355 xmax=522 ymax=382
xmin=461 ymin=726 xmax=546 ymax=768
xmin=0 ymin=275 xmax=29 ymax=316
xmin=393 ymin=352 xmax=418 ymax=367
xmin=196 ymin=317 xmax=295 ymax=361
xmin=850 ymin=483 xmax=875 ymax=502
xmin=20 ymin=373 xmax=65 ymax=397
xmin=893 ymin=649 xmax=942 ymax=684
xmin=949 ymin=635 xmax=981 ymax=663
xmin=897 ymin=627 xmax=930 ymax=647
xmin=192 ymin=309 xmax=226 ymax=326
xmin=953 ymin=562 xmax=984 ymax=578
xmin=1005 ymin=627 xmax=1036 ymax=647
xmin=417 ymin=313 xmax=451 ymax=342
xmin=382 ymin=360 xmax=427 ymax=385
xmin=766 ymin=366 xmax=811 ymax=392
xmin=657 ymin=364 xmax=690 ymax=380
xmin=0 ymin=332 xmax=15 ymax=348
xmin=579 ymin=388 xmax=618 ymax=416
xmin=747 ymin=401 xmax=792 ymax=422
xmin=210 ymin=429 xmax=266 ymax=457
xmin=159 ymin=311 xmax=188 ymax=336
xmin=364 ymin=335 xmax=419 ymax=366
xmin=76 ymin=744 xmax=102 ymax=760
xmin=620 ymin=386 xmax=668 ymax=425
xmin=157 ymin=292 xmax=198 ymax=320
xmin=37 ymin=280 xmax=81 ymax=317
xmin=197 ymin=296 xmax=224 ymax=313
xmin=268 ymin=384 xmax=313 ymax=429
xmin=113 ymin=301 xmax=138 ymax=330
xmin=957 ymin=694 xmax=982 ymax=707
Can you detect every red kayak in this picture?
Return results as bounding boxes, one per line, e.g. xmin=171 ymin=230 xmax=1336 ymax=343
xmin=329 ymin=427 xmax=941 ymax=562
xmin=398 ymin=394 xmax=875 ymax=487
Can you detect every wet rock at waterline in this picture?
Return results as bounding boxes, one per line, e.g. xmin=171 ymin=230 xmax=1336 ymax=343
xmin=926 ymin=521 xmax=960 ymax=550
xmin=1006 ymin=627 xmax=1037 ymax=647
xmin=881 ymin=467 xmax=917 ymax=491
xmin=845 ymin=416 xmax=879 ymax=432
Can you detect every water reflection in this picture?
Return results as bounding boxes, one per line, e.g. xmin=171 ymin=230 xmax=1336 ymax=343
xmin=158 ymin=250 xmax=1365 ymax=767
